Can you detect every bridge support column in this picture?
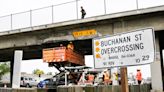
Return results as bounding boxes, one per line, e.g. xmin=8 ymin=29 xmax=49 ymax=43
xmin=151 ymin=61 xmax=163 ymax=92
xmin=12 ymin=50 xmax=23 ymax=88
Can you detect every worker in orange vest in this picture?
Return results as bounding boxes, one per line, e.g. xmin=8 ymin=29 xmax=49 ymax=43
xmin=103 ymin=69 xmax=111 ymax=85
xmin=67 ymin=42 xmax=74 ymax=50
xmin=87 ymin=73 xmax=95 ymax=84
xmin=136 ymin=69 xmax=142 ymax=85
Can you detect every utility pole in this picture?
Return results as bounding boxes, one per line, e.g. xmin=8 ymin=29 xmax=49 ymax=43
xmin=121 ymin=67 xmax=129 ymax=92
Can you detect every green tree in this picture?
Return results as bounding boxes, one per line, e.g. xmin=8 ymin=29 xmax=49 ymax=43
xmin=33 ymin=69 xmax=44 ymax=75
xmin=0 ymin=62 xmax=10 ymax=80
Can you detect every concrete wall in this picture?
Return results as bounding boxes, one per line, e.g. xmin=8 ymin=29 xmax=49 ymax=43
xmin=0 ymin=84 xmax=152 ymax=92
xmin=57 ymin=84 xmax=151 ymax=92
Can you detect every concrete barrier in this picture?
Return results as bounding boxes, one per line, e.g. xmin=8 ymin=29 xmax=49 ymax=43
xmin=37 ymin=89 xmax=47 ymax=92
xmin=150 ymin=90 xmax=164 ymax=92
xmin=37 ymin=88 xmax=56 ymax=92
xmin=57 ymin=84 xmax=151 ymax=92
xmin=0 ymin=84 xmax=152 ymax=92
xmin=140 ymin=84 xmax=151 ymax=92
xmin=74 ymin=86 xmax=83 ymax=92
xmin=57 ymin=85 xmax=122 ymax=92
xmin=57 ymin=86 xmax=68 ymax=92
xmin=95 ymin=85 xmax=112 ymax=92
xmin=129 ymin=84 xmax=151 ymax=92
xmin=12 ymin=88 xmax=37 ymax=92
xmin=0 ymin=87 xmax=12 ymax=92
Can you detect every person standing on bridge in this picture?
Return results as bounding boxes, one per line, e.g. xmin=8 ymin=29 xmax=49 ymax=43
xmin=81 ymin=6 xmax=86 ymax=19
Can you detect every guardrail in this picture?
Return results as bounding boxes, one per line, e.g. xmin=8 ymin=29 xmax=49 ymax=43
xmin=0 ymin=0 xmax=164 ymax=32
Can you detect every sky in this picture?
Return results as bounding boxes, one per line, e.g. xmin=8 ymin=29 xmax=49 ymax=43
xmin=21 ymin=59 xmax=59 ymax=75
xmin=0 ymin=0 xmax=162 ymax=78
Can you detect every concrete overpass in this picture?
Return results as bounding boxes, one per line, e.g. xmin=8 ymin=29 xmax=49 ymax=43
xmin=1 ymin=5 xmax=164 ymax=91
xmin=1 ymin=5 xmax=164 ymax=61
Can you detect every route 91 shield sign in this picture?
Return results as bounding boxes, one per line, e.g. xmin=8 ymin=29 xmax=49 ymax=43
xmin=93 ymin=28 xmax=155 ymax=68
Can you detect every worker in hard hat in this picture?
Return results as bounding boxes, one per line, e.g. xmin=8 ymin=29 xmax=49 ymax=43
xmin=103 ymin=69 xmax=111 ymax=85
xmin=67 ymin=41 xmax=74 ymax=50
xmin=112 ymin=72 xmax=119 ymax=85
xmin=87 ymin=73 xmax=95 ymax=85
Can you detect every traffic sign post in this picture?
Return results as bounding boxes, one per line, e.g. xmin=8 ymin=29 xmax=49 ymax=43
xmin=121 ymin=67 xmax=129 ymax=92
xmin=93 ymin=28 xmax=155 ymax=68
xmin=93 ymin=28 xmax=155 ymax=92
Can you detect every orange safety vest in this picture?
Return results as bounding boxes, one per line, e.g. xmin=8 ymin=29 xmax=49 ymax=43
xmin=104 ymin=72 xmax=110 ymax=80
xmin=67 ymin=44 xmax=74 ymax=50
xmin=136 ymin=71 xmax=142 ymax=81
xmin=88 ymin=74 xmax=94 ymax=82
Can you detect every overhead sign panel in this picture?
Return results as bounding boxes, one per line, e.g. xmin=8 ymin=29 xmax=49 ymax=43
xmin=93 ymin=28 xmax=155 ymax=68
xmin=72 ymin=29 xmax=97 ymax=39
xmin=73 ymin=29 xmax=97 ymax=37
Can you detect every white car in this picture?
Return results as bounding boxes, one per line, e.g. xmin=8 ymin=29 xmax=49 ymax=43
xmin=20 ymin=76 xmax=38 ymax=87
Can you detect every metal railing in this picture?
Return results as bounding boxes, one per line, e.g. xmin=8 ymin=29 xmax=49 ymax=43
xmin=0 ymin=0 xmax=164 ymax=32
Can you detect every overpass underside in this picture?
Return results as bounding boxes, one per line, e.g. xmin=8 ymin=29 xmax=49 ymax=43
xmin=0 ymin=39 xmax=92 ymax=61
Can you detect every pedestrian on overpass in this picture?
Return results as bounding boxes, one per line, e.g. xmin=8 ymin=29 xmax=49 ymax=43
xmin=81 ymin=6 xmax=86 ymax=19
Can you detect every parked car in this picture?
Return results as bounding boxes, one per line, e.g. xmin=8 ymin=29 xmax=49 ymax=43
xmin=45 ymin=72 xmax=80 ymax=88
xmin=20 ymin=76 xmax=38 ymax=88
xmin=37 ymin=78 xmax=51 ymax=88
